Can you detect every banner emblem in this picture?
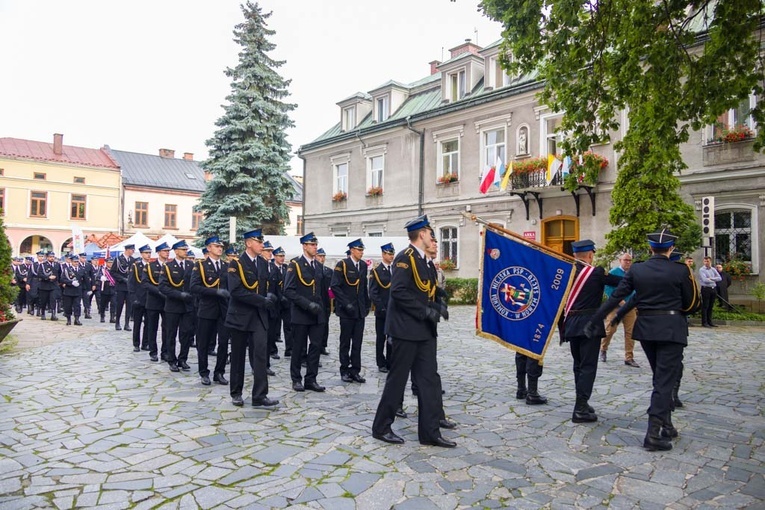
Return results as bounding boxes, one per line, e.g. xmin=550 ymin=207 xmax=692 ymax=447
xmin=489 ymin=267 xmax=540 ymax=320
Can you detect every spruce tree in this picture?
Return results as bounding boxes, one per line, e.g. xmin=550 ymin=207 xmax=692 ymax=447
xmin=0 ymin=212 xmax=18 ymax=322
xmin=196 ymin=1 xmax=296 ymax=241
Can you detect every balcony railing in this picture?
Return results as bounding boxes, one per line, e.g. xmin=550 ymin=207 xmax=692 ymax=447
xmin=510 ymin=169 xmax=563 ymax=190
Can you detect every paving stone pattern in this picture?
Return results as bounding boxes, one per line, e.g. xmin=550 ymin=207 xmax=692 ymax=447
xmin=0 ymin=307 xmax=763 ymax=509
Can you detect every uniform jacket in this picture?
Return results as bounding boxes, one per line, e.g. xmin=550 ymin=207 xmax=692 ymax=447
xmin=265 ymin=259 xmax=281 ymax=319
xmin=159 ymin=258 xmax=194 ymax=314
xmin=283 ymin=255 xmax=326 ymax=326
xmin=128 ymin=260 xmax=148 ymax=306
xmin=14 ymin=264 xmax=29 ymax=289
xmin=143 ymin=261 xmax=166 ymax=311
xmin=109 ymin=254 xmax=132 ymax=292
xmin=385 ymin=245 xmax=439 ymax=342
xmin=561 ymin=263 xmax=622 ymax=340
xmin=190 ymin=257 xmax=229 ymax=320
xmin=59 ymin=264 xmax=84 ymax=297
xmin=79 ymin=263 xmax=94 ymax=296
xmin=95 ymin=266 xmax=115 ymax=296
xmin=224 ymin=252 xmax=270 ymax=332
xmin=38 ymin=260 xmax=61 ymax=291
xmin=369 ymin=262 xmax=392 ymax=318
xmin=593 ymin=255 xmax=700 ymax=345
xmin=330 ymin=257 xmax=370 ymax=319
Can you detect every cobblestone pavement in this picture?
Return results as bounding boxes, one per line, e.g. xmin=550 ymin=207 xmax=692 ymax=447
xmin=1 ymin=307 xmax=763 ymax=509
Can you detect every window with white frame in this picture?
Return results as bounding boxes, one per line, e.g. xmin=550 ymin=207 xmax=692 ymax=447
xmin=482 ymin=127 xmax=506 ymax=169
xmin=706 ymin=95 xmax=756 ymax=143
xmin=438 ymin=138 xmax=460 ymax=181
xmin=342 ymin=106 xmax=356 ymax=131
xmin=539 ymin=113 xmax=564 ymax=156
xmin=487 ymin=55 xmax=512 ymax=89
xmin=333 ymin=162 xmax=348 ymax=195
xmin=715 ymin=205 xmax=759 ymax=273
xmin=440 ymin=226 xmax=459 ymax=266
xmin=449 ymin=70 xmax=467 ymax=102
xmin=376 ymin=95 xmax=390 ymax=122
xmin=367 ymin=155 xmax=384 ymax=191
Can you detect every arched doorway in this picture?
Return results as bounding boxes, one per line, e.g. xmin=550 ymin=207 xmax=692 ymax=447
xmin=19 ymin=235 xmax=53 ymax=256
xmin=61 ymin=237 xmax=73 ymax=257
xmin=542 ymin=216 xmax=578 ymax=256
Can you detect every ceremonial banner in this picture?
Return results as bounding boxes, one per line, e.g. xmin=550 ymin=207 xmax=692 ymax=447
xmin=477 ymin=226 xmax=576 ymax=362
xmin=71 ymin=225 xmax=85 ymax=254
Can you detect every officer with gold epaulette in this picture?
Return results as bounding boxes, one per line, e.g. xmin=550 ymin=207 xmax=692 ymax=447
xmin=159 ymin=240 xmax=195 ymax=373
xmin=143 ymin=242 xmax=171 ymax=362
xmin=128 ymin=245 xmax=151 ymax=352
xmin=190 ymin=236 xmax=230 ymax=386
xmin=315 ymin=247 xmax=333 ymax=356
xmin=369 ymin=242 xmax=395 ymax=372
xmin=331 ymin=239 xmax=371 ymax=383
xmin=283 ymin=232 xmax=327 ymax=393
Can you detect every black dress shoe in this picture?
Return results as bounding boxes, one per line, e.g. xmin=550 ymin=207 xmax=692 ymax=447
xmin=284 ymin=351 xmax=292 ymax=357
xmin=321 ymin=348 xmax=330 ymax=356
xmin=214 ymin=374 xmax=229 ymax=385
xmin=270 ymin=353 xmax=280 ymax=360
xmin=178 ymin=361 xmax=191 ymax=371
xmin=378 ymin=366 xmax=389 ymax=373
xmin=207 ymin=351 xmax=216 ymax=356
xmin=420 ymin=436 xmax=457 ymax=448
xmin=572 ymin=410 xmax=598 ymax=423
xmin=350 ymin=374 xmax=366 ymax=383
xmin=266 ymin=368 xmax=276 ymax=376
xmin=709 ymin=323 xmax=719 ymax=327
xmin=438 ymin=419 xmax=457 ymax=430
xmin=142 ymin=346 xmax=150 ymax=351
xmin=624 ymin=359 xmax=640 ymax=368
xmin=201 ymin=376 xmax=211 ymax=386
xmin=232 ymin=396 xmax=244 ymax=406
xmin=169 ymin=363 xmax=180 ymax=373
xmin=123 ymin=325 xmax=132 ymax=332
xmin=74 ymin=319 xmax=82 ymax=326
xmin=133 ymin=346 xmax=140 ymax=352
xmin=160 ymin=354 xmax=168 ymax=362
xmin=252 ymin=397 xmax=279 ymax=408
xmin=99 ymin=317 xmax=104 ymax=323
xmin=304 ymin=381 xmax=326 ymax=392
xmin=150 ymin=355 xmax=158 ymax=362
xmin=395 ymin=408 xmax=408 ymax=418
xmin=373 ymin=431 xmax=404 ymax=444
xmin=341 ymin=374 xmax=353 ymax=383
xmin=292 ymin=381 xmax=305 ymax=392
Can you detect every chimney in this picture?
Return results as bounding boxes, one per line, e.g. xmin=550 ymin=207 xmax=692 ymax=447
xmin=159 ymin=148 xmax=175 ymax=158
xmin=429 ymin=60 xmax=441 ymax=75
xmin=53 ymin=133 xmax=63 ymax=155
xmin=183 ymin=152 xmax=194 ymax=161
xmin=449 ymin=38 xmax=482 ymax=59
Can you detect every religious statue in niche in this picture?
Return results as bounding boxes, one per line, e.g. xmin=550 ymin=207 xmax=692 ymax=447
xmin=517 ymin=126 xmax=529 ymax=156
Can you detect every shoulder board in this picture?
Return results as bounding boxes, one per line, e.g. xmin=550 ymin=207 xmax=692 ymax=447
xmin=396 ymin=262 xmax=409 ymax=269
xmin=192 ymin=266 xmax=199 ymax=272
xmin=228 ymin=267 xmax=236 ymax=272
xmin=335 ymin=266 xmax=343 ymax=271
xmin=404 ymin=247 xmax=414 ymax=255
xmin=287 ymin=267 xmax=294 ymax=272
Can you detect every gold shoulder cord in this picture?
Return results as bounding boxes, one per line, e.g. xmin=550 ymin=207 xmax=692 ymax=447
xmin=407 ymin=252 xmax=435 ymax=300
xmin=133 ymin=263 xmax=142 ymax=283
xmin=199 ymin=260 xmax=220 ymax=288
xmin=681 ymin=265 xmax=701 ymax=313
xmin=292 ymin=260 xmax=315 ymax=294
xmin=372 ymin=265 xmax=390 ymax=289
xmin=342 ymin=260 xmax=360 ymax=287
xmin=164 ymin=263 xmax=184 ymax=288
xmin=147 ymin=263 xmax=160 ymax=286
xmin=236 ymin=260 xmax=258 ymax=290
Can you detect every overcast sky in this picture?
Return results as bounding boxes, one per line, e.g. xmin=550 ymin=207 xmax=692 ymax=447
xmin=0 ymin=0 xmax=501 ymax=175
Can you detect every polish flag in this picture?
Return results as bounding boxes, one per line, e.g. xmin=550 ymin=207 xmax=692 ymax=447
xmin=479 ymin=165 xmax=496 ymax=194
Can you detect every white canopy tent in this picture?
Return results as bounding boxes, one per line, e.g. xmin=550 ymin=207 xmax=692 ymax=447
xmin=262 ymin=235 xmax=410 ymax=266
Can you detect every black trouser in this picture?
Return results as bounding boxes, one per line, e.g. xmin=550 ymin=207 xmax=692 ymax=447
xmin=99 ymin=293 xmax=114 ymax=317
xmin=164 ymin=310 xmax=194 ymax=364
xmin=640 ymin=341 xmax=684 ymax=419
xmin=373 ymin=337 xmax=441 ymax=443
xmin=320 ymin=309 xmax=331 ymax=350
xmin=291 ymin=323 xmax=323 ymax=384
xmin=267 ymin=314 xmax=280 ymax=356
xmin=38 ymin=288 xmax=56 ymax=316
xmin=132 ymin=303 xmax=146 ymax=348
xmin=338 ymin=317 xmax=365 ymax=376
xmin=516 ymin=352 xmax=543 ymax=381
xmin=62 ymin=295 xmax=81 ymax=318
xmin=114 ymin=289 xmax=131 ymax=325
xmin=701 ymin=286 xmax=716 ymax=325
xmin=375 ymin=315 xmax=389 ymax=369
xmin=15 ymin=286 xmax=26 ymax=310
xmin=283 ymin=307 xmax=295 ymax=355
xmin=197 ymin=317 xmax=221 ymax=377
xmin=143 ymin=308 xmax=164 ymax=357
xmin=229 ymin=322 xmax=268 ymax=401
xmin=568 ymin=335 xmax=599 ymax=402
xmin=82 ymin=290 xmax=93 ymax=315
xmin=214 ymin=321 xmax=230 ymax=377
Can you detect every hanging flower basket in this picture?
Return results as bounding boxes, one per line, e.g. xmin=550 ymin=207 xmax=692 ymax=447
xmin=332 ymin=191 xmax=347 ymax=202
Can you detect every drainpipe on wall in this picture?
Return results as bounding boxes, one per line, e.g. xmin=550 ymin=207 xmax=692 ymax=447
xmin=297 ymin=153 xmax=306 ymax=236
xmin=405 ymin=117 xmax=424 ymax=215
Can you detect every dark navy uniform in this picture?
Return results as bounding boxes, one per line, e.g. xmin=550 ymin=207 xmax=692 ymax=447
xmin=128 ymin=247 xmax=151 ymax=351
xmin=191 ymin=253 xmax=230 ymax=384
xmin=142 ymin=248 xmax=169 ymax=361
xmin=159 ymin=246 xmax=195 ymax=372
xmin=96 ymin=262 xmax=116 ymax=321
xmin=369 ymin=256 xmax=393 ymax=370
xmin=588 ymin=230 xmax=700 ymax=450
xmin=272 ymin=251 xmax=294 ymax=359
xmin=110 ymin=247 xmax=134 ymax=330
xmin=331 ymin=239 xmax=370 ymax=382
xmin=317 ymin=250 xmax=333 ymax=354
xmin=13 ymin=260 xmax=29 ymax=313
xmin=266 ymin=256 xmax=282 ymax=362
xmin=37 ymin=254 xmax=61 ymax=320
xmin=78 ymin=255 xmax=94 ymax=319
xmin=59 ymin=258 xmax=84 ymax=325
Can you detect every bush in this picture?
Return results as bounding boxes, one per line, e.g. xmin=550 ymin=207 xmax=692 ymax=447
xmin=0 ymin=213 xmax=18 ymax=322
xmin=444 ymin=278 xmax=478 ymax=305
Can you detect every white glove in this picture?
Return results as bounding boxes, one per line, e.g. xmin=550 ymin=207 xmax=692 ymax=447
xmin=72 ymin=280 xmax=80 ymax=287
xmin=100 ymin=275 xmax=107 ymax=282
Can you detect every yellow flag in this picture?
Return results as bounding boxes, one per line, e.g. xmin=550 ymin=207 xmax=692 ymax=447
xmin=546 ymin=154 xmax=555 ymax=184
xmin=500 ymin=160 xmax=513 ymax=191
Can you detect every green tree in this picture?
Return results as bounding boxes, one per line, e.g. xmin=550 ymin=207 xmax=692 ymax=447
xmin=196 ymin=1 xmax=296 ymax=240
xmin=481 ymin=0 xmax=763 ymax=258
xmin=0 ymin=212 xmax=18 ymax=322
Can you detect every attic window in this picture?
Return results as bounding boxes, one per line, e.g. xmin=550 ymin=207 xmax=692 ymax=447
xmin=376 ymin=95 xmax=390 ymax=122
xmin=342 ymin=106 xmax=356 ymax=131
xmin=74 ymin=176 xmax=85 ymax=184
xmin=34 ymin=172 xmax=46 ymax=180
xmin=185 ymin=173 xmax=196 ymax=179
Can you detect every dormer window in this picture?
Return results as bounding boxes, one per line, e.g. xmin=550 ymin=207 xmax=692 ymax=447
xmin=376 ymin=95 xmax=390 ymax=122
xmin=487 ymin=55 xmax=511 ymax=89
xmin=449 ymin=70 xmax=466 ymax=102
xmin=342 ymin=106 xmax=356 ymax=131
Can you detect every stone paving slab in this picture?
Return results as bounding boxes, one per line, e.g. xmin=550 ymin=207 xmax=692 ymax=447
xmin=0 ymin=307 xmax=763 ymax=509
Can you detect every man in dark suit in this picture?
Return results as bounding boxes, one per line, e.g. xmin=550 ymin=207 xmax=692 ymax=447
xmin=263 ymin=241 xmax=281 ymax=366
xmin=272 ymin=246 xmax=293 ymax=360
xmin=369 ymin=243 xmax=395 ymax=372
xmin=77 ymin=254 xmax=94 ymax=319
xmin=38 ymin=251 xmax=61 ymax=321
xmin=586 ymin=229 xmax=700 ymax=451
xmin=283 ymin=232 xmax=327 ymax=393
xmin=225 ymin=229 xmax=279 ymax=407
xmin=190 ymin=236 xmax=230 ymax=386
xmin=315 ymin=248 xmax=333 ymax=356
xmin=59 ymin=254 xmax=84 ymax=326
xmin=128 ymin=245 xmax=151 ymax=352
xmin=561 ymin=240 xmax=622 ymax=424
xmin=110 ymin=244 xmax=135 ymax=331
xmin=13 ymin=257 xmax=29 ymax=313
xmin=331 ymin=239 xmax=371 ymax=383
xmin=372 ymin=215 xmax=454 ymax=448
xmin=159 ymin=240 xmax=196 ymax=373
xmin=97 ymin=258 xmax=116 ymax=322
xmin=143 ymin=242 xmax=171 ymax=362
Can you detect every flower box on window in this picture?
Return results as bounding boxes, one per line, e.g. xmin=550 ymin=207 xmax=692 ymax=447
xmin=366 ymin=186 xmax=383 ymax=197
xmin=439 ymin=258 xmax=457 ymax=271
xmin=437 ymin=172 xmax=459 ymax=185
xmin=332 ymin=191 xmax=347 ymax=202
xmin=713 ymin=124 xmax=755 ymax=144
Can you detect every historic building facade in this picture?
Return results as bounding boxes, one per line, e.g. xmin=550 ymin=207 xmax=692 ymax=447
xmin=298 ymin=40 xmax=764 ymax=301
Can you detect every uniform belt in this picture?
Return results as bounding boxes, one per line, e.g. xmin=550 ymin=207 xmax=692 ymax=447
xmin=567 ymin=308 xmax=598 ymax=316
xmin=639 ymin=310 xmax=681 ymax=316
